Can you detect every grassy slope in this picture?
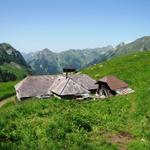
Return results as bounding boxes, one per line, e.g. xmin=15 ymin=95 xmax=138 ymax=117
xmin=0 ymin=52 xmax=150 ymax=149
xmin=0 ymin=63 xmax=28 ymax=100
xmin=0 ymin=63 xmax=29 ymax=80
xmin=0 ymin=81 xmax=17 ymax=100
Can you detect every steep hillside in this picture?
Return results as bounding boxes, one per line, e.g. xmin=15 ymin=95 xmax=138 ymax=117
xmin=116 ymin=36 xmax=150 ymax=55
xmin=0 ymin=43 xmax=31 ymax=80
xmin=0 ymin=51 xmax=150 ymax=149
xmin=0 ymin=43 xmax=27 ymax=66
xmin=24 ymin=46 xmax=115 ymax=74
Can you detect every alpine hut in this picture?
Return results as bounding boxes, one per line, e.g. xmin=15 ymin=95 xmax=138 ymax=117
xmin=14 ymin=72 xmax=98 ymax=100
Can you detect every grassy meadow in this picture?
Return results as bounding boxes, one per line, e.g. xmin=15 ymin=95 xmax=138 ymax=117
xmin=0 ymin=51 xmax=150 ymax=149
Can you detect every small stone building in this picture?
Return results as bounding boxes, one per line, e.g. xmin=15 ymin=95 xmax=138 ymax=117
xmin=15 ymin=73 xmax=97 ymax=100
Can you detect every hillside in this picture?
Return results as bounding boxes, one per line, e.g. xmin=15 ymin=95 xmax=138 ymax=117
xmin=0 ymin=43 xmax=31 ymax=81
xmin=24 ymin=46 xmax=115 ymax=74
xmin=0 ymin=43 xmax=27 ymax=66
xmin=115 ymin=36 xmax=150 ymax=55
xmin=0 ymin=51 xmax=150 ymax=149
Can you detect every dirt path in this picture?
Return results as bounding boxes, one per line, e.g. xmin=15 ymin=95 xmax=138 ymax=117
xmin=0 ymin=96 xmax=15 ymax=108
xmin=103 ymin=131 xmax=133 ymax=150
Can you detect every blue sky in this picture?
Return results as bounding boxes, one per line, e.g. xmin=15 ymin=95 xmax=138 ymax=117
xmin=0 ymin=0 xmax=150 ymax=52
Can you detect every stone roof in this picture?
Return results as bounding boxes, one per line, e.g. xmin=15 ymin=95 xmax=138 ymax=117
xmin=15 ymin=73 xmax=97 ymax=99
xmin=70 ymin=74 xmax=98 ymax=90
xmin=51 ymin=76 xmax=90 ymax=96
xmin=15 ymin=75 xmax=57 ymax=98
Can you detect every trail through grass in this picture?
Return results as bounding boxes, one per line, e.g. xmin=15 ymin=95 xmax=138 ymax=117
xmin=0 ymin=96 xmax=16 ymax=108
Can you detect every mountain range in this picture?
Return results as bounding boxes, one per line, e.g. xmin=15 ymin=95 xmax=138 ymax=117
xmin=23 ymin=36 xmax=150 ymax=74
xmin=23 ymin=46 xmax=115 ymax=74
xmin=0 ymin=36 xmax=150 ymax=78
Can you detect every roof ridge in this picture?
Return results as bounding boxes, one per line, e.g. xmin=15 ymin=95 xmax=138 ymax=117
xmin=60 ymin=78 xmax=70 ymax=95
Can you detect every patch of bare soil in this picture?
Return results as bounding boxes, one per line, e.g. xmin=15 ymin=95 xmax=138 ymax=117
xmin=0 ymin=96 xmax=15 ymax=108
xmin=104 ymin=131 xmax=133 ymax=150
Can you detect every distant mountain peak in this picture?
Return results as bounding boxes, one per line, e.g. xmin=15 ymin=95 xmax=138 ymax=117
xmin=0 ymin=42 xmax=28 ymax=67
xmin=116 ymin=42 xmax=126 ymax=48
xmin=40 ymin=48 xmax=54 ymax=54
xmin=105 ymin=45 xmax=114 ymax=49
xmin=0 ymin=42 xmax=14 ymax=50
xmin=43 ymin=48 xmax=51 ymax=52
xmin=139 ymin=36 xmax=150 ymax=39
xmin=135 ymin=36 xmax=150 ymax=42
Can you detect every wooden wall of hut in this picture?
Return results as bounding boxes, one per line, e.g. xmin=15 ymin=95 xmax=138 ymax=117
xmin=96 ymin=82 xmax=116 ymax=98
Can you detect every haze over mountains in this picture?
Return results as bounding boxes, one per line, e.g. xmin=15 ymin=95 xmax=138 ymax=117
xmin=0 ymin=36 xmax=150 ymax=76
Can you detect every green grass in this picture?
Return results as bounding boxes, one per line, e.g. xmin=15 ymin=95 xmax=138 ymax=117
xmin=0 ymin=81 xmax=17 ymax=100
xmin=0 ymin=62 xmax=28 ymax=100
xmin=0 ymin=63 xmax=29 ymax=80
xmin=0 ymin=51 xmax=150 ymax=149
